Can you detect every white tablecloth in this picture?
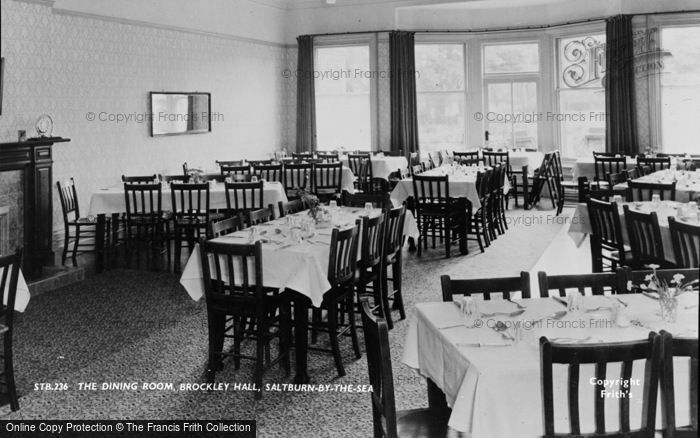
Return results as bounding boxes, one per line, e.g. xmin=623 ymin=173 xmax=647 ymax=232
xmin=1 ymin=267 xmax=29 ymax=312
xmin=340 ymin=155 xmax=408 ymax=180
xmin=179 ymin=207 xmax=419 ymax=307
xmin=88 ymin=182 xmax=288 ymax=216
xmin=509 ymin=151 xmax=544 ymax=171
xmin=390 ymin=166 xmax=511 ymax=211
xmin=568 ymin=200 xmax=699 ymax=265
xmin=402 ymin=294 xmax=698 ymax=436
xmin=613 ymin=169 xmax=700 ymax=203
xmin=572 ymin=157 xmax=638 ymax=180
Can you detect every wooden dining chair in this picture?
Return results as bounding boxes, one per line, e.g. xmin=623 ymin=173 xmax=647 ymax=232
xmin=341 ymin=191 xmax=392 ymax=209
xmin=623 ymin=205 xmax=671 ymax=269
xmin=412 ymin=174 xmax=468 ymax=258
xmin=660 ymin=331 xmax=698 ymax=438
xmin=317 ymin=151 xmax=339 ymax=162
xmin=121 ymin=174 xmax=157 ymax=184
xmin=123 ymin=182 xmax=169 ymax=270
xmin=537 ymin=271 xmax=620 ymax=297
xmin=292 ymin=152 xmax=314 ymax=161
xmin=0 ymin=249 xmax=22 ymax=411
xmin=244 ymin=205 xmax=275 ymax=228
xmin=593 ymin=156 xmax=627 ymax=188
xmin=199 ymin=241 xmax=291 ymax=399
xmin=277 ymin=199 xmax=306 ymax=218
xmin=209 ymin=215 xmax=242 ymax=238
xmin=170 ymin=182 xmax=211 ymax=272
xmin=453 ymin=151 xmax=480 ymax=165
xmin=252 ymin=163 xmax=283 ymax=183
xmin=347 ymin=153 xmax=371 ymax=178
xmin=220 ymin=164 xmax=251 ymax=180
xmin=539 ymin=332 xmax=661 ymax=438
xmin=627 ymin=180 xmax=676 ymax=202
xmin=637 ymin=156 xmax=671 ymax=173
xmin=355 ymin=211 xmax=389 ymax=327
xmin=440 ymin=272 xmax=531 ymax=301
xmin=359 ymin=298 xmax=459 ymax=438
xmin=618 ymin=267 xmax=699 ymax=293
xmin=224 ymin=181 xmax=264 ymax=217
xmin=668 ymin=217 xmax=700 ymax=269
xmin=312 ymin=162 xmax=343 ymax=202
xmin=587 ymin=198 xmax=629 ymax=272
xmin=383 ymin=206 xmax=407 ymax=327
xmin=310 ymin=223 xmax=362 ymax=377
xmin=56 ymin=178 xmax=112 ymax=270
xmin=282 ymin=162 xmax=311 ymax=199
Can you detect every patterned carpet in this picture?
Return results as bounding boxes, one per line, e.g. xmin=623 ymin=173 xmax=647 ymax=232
xmin=1 ymin=208 xmax=565 ymax=437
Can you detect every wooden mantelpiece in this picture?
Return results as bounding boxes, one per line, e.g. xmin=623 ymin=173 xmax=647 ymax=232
xmin=0 ymin=137 xmax=70 ymax=278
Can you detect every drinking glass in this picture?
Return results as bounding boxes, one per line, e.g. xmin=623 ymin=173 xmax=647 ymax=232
xmin=612 ymin=195 xmax=623 ymax=204
xmin=651 ymin=194 xmax=661 ymax=207
xmin=364 ymin=202 xmax=373 ymax=216
xmin=248 ymin=226 xmax=259 ymax=243
xmin=290 ymin=228 xmax=302 ymax=244
xmin=329 ymin=200 xmax=338 ymax=210
xmin=567 ymin=292 xmax=583 ymax=313
xmin=250 ymin=176 xmax=259 ymax=183
xmin=460 ymin=296 xmax=478 ymax=319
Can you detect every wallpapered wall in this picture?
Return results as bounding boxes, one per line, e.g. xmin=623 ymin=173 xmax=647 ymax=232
xmin=0 ymin=0 xmax=294 ymax=252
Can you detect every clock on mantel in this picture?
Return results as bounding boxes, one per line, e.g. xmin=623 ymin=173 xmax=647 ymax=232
xmin=35 ymin=114 xmax=54 ymax=137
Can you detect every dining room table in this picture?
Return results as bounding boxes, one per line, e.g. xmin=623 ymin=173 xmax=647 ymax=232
xmin=88 ymin=180 xmax=289 ymax=217
xmin=571 ymin=156 xmax=638 ymax=180
xmin=390 ymin=165 xmax=511 ymax=210
xmin=613 ymin=169 xmax=700 ymax=203
xmin=179 ymin=206 xmax=419 ymax=382
xmin=402 ymin=292 xmax=699 ymax=436
xmin=568 ymin=199 xmax=700 ymax=265
xmin=340 ymin=154 xmax=409 ymax=180
xmin=1 ymin=265 xmax=30 ymax=312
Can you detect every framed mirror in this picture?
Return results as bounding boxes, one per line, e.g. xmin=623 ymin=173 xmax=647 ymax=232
xmin=150 ymin=92 xmax=211 ymax=136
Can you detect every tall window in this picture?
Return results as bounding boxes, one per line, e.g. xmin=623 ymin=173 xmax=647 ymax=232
xmin=483 ymin=43 xmax=540 ymax=149
xmin=415 ymin=44 xmax=466 ymax=154
xmin=660 ymin=26 xmax=700 ymax=154
xmin=556 ymin=34 xmax=606 ymax=159
xmin=314 ymin=45 xmax=371 ymax=150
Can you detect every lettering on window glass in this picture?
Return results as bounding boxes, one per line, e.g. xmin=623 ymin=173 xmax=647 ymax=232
xmin=561 ymin=36 xmax=605 ymax=88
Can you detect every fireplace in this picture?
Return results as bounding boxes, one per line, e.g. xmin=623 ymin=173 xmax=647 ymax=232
xmin=0 ymin=137 xmax=70 ymax=278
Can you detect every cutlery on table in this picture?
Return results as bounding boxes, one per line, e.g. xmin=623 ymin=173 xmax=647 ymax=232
xmin=613 ymin=296 xmax=629 ymax=307
xmin=480 ymin=309 xmax=526 ymax=318
xmin=506 ymin=298 xmax=527 ymax=310
xmin=455 ymin=342 xmax=511 ymax=348
xmin=585 ymin=306 xmax=611 ymax=313
xmin=551 ymin=296 xmax=568 ymax=307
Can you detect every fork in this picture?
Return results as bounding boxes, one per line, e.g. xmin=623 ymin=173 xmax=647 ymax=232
xmin=506 ymin=298 xmax=527 ymax=310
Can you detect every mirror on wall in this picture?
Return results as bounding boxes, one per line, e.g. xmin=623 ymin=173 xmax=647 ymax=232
xmin=150 ymin=92 xmax=211 ymax=136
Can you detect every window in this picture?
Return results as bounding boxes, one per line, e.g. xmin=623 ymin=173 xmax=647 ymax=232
xmin=483 ymin=42 xmax=540 ymax=149
xmin=415 ymin=44 xmax=466 ymax=154
xmin=556 ymin=34 xmax=606 ymax=159
xmin=660 ymin=26 xmax=700 ymax=154
xmin=314 ymin=45 xmax=372 ymax=149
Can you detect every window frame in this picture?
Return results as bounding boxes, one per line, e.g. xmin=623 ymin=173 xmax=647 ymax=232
xmin=313 ymin=34 xmax=378 ymax=150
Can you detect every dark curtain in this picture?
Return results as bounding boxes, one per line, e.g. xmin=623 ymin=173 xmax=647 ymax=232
xmin=296 ymin=35 xmax=316 ymax=153
xmin=390 ymin=31 xmax=419 ymax=156
xmin=605 ymin=15 xmax=637 ymax=155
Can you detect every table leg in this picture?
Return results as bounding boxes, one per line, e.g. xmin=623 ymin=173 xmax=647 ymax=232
xmin=292 ymin=293 xmax=311 ymax=384
xmin=95 ymin=214 xmax=106 ymax=273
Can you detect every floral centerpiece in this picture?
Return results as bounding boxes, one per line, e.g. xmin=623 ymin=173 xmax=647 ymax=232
xmin=627 ymin=264 xmax=698 ymax=323
xmin=187 ymin=167 xmax=205 ymax=183
xmin=297 ymin=188 xmax=322 ymax=223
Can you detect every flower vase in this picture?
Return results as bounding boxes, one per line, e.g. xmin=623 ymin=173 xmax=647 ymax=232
xmin=658 ymin=289 xmax=678 ymax=323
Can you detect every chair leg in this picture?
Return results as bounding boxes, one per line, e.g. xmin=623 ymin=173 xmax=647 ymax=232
xmin=207 ymin=313 xmax=225 ymax=382
xmin=279 ymin=302 xmax=291 ymax=376
xmin=444 ymin=221 xmax=451 ymax=258
xmin=174 ymin=230 xmax=182 ymax=273
xmin=347 ymin=291 xmax=361 ymax=359
xmin=72 ymin=226 xmax=81 ymax=267
xmin=61 ymin=227 xmax=70 ymax=266
xmin=326 ymin=298 xmax=345 ymax=377
xmin=376 ymin=270 xmax=392 ymax=330
xmin=4 ymin=337 xmax=19 ymax=411
xmin=254 ymin=320 xmax=265 ymax=400
xmin=392 ymin=260 xmax=406 ymax=320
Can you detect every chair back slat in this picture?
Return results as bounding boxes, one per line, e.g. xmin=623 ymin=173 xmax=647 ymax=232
xmin=220 ymin=164 xmax=251 ymax=178
xmin=668 ymin=217 xmax=700 ymax=268
xmin=360 ymin=212 xmax=386 ymax=271
xmin=252 ymin=163 xmax=283 ymax=183
xmin=56 ymin=178 xmax=80 ymax=222
xmin=278 ymin=199 xmax=306 ymax=217
xmin=209 ymin=216 xmax=242 ymax=238
xmin=623 ymin=206 xmax=665 ymax=268
xmin=199 ymin=241 xmax=264 ymax=310
xmin=123 ymin=183 xmax=162 ymax=221
xmin=440 ymin=273 xmax=531 ymax=301
xmin=283 ymin=163 xmax=312 ymax=196
xmin=245 ymin=205 xmax=275 ymax=227
xmin=170 ymin=182 xmax=210 ymax=225
xmin=660 ymin=331 xmax=699 ymax=438
xmin=121 ymin=174 xmax=157 ymax=184
xmin=328 ymin=222 xmax=360 ymax=285
xmin=384 ymin=206 xmax=407 ymax=260
xmin=627 ymin=180 xmax=676 ymax=202
xmin=225 ymin=181 xmax=264 ymax=214
xmin=537 ymin=271 xmax=619 ymax=297
xmin=637 ymin=156 xmax=671 ymax=173
xmin=594 ymin=156 xmax=627 ymax=183
xmin=540 ymin=333 xmax=662 ymax=438
xmin=313 ymin=162 xmax=343 ymax=196
xmin=0 ymin=249 xmax=23 ymax=334
xmin=340 ymin=191 xmax=392 ymax=209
